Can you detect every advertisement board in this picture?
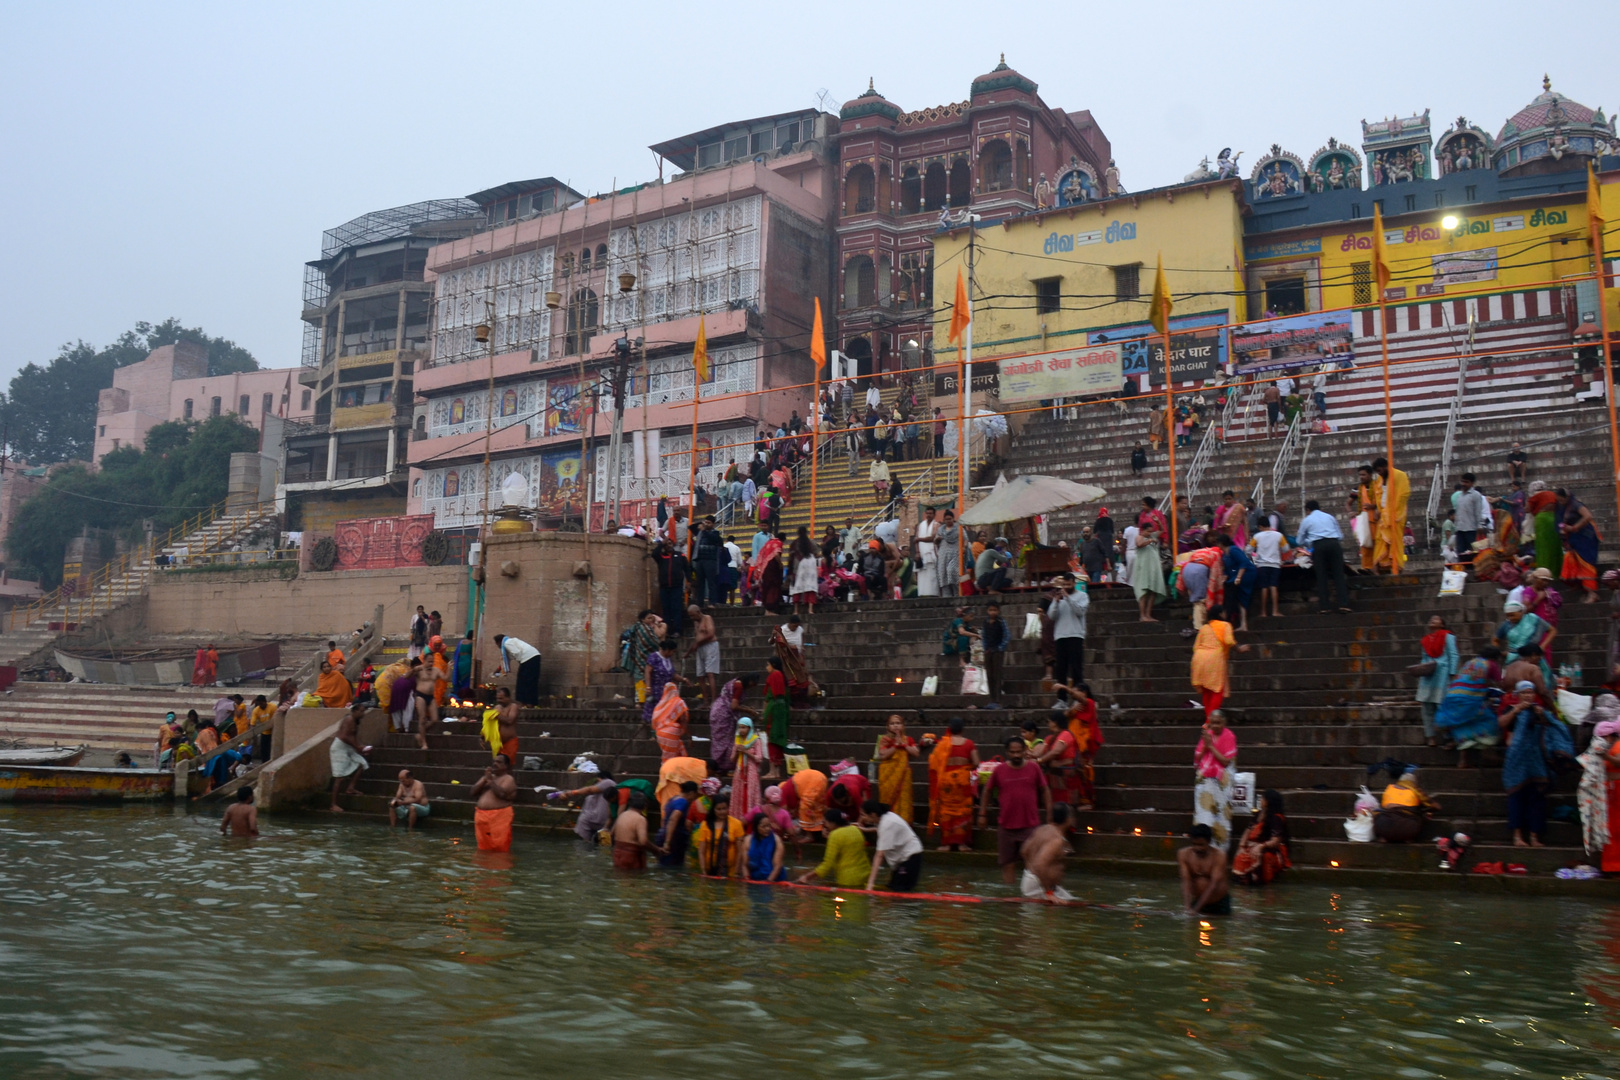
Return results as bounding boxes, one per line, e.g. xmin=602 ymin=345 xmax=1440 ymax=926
xmin=1230 ymin=311 xmax=1355 ymax=373
xmin=997 ymin=345 xmax=1123 ymax=404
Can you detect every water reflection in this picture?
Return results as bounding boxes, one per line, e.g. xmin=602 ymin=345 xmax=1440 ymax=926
xmin=0 ymin=806 xmax=1616 ymax=1079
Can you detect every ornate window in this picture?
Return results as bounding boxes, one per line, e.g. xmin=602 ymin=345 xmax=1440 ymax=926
xmin=979 ymin=139 xmax=1013 ymax=192
xmin=844 ymin=255 xmax=875 ymax=309
xmin=845 ymin=164 xmax=875 ymax=215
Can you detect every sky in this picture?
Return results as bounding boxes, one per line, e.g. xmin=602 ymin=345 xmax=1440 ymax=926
xmin=1 ymin=1 xmax=1615 ymax=384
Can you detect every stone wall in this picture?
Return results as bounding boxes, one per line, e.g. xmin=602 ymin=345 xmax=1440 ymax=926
xmin=478 ymin=531 xmax=652 ymax=693
xmin=145 ymin=566 xmax=466 ymax=640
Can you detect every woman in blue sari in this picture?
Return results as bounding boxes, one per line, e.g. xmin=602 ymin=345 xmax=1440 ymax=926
xmin=451 ymin=632 xmax=475 ymax=698
xmin=1434 ymin=646 xmax=1504 ymax=764
xmin=1500 ymin=680 xmax=1575 ymax=847
xmin=1558 ymin=489 xmax=1601 ymax=603
xmin=1493 ymin=602 xmax=1549 ymax=659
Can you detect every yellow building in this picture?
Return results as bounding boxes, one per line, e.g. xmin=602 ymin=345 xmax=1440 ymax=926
xmin=931 ymin=179 xmax=1247 ymax=397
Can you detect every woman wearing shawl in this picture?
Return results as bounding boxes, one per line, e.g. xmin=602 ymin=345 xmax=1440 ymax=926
xmin=625 ymin=611 xmax=662 ymax=678
xmin=874 ymin=714 xmax=919 ymax=823
xmin=1132 ymin=518 xmax=1169 ymax=621
xmin=761 ymin=656 xmax=791 ymax=778
xmin=732 ymin=717 xmax=768 ymax=819
xmin=1494 ymin=601 xmax=1551 ymax=662
xmin=1190 ymin=614 xmax=1248 ymax=718
xmin=757 ymin=534 xmax=785 ymax=610
xmin=650 ymin=681 xmax=689 ymax=761
xmin=1034 ymin=713 xmax=1082 ymax=811
xmin=642 ymin=640 xmax=678 ymax=726
xmin=1526 ymin=480 xmax=1562 ymax=571
xmin=1558 ymin=489 xmax=1600 ymax=601
xmin=1178 ymin=544 xmax=1225 ymax=628
xmin=316 ymin=660 xmax=352 ymax=709
xmin=1213 ymin=493 xmax=1248 ymax=547
xmin=655 ymin=755 xmax=707 ymax=818
xmin=1500 ymin=680 xmax=1575 ymax=847
xmin=451 ymin=633 xmax=475 ymax=698
xmin=789 ymin=528 xmax=819 ymax=611
xmin=926 ymin=719 xmax=978 ymax=851
xmin=1231 ymin=790 xmax=1291 ymax=885
xmin=1193 ymin=711 xmax=1238 ymax=846
xmin=1434 ymin=646 xmax=1505 ymax=761
xmin=707 ymin=674 xmax=754 ymax=773
xmin=194 ymin=719 xmax=221 ymax=756
xmin=1576 ymin=704 xmax=1620 ymax=872
xmin=1414 ymin=615 xmax=1460 ymax=746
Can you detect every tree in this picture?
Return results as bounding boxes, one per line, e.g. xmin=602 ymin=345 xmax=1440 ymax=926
xmin=5 ymin=415 xmax=261 ymax=589
xmin=0 ymin=318 xmax=257 ymax=464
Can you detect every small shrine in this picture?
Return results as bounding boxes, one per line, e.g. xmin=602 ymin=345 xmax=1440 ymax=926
xmin=1434 ymin=117 xmax=1492 ymax=177
xmin=1248 ymin=144 xmax=1307 ymax=200
xmin=1361 ymin=110 xmax=1432 ymax=185
xmin=1307 ymin=138 xmax=1363 ymax=192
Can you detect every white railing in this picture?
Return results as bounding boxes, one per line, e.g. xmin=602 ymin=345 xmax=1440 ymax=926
xmin=1183 ymin=419 xmax=1221 ymax=504
xmin=1421 ymin=315 xmax=1476 ymax=547
xmin=1268 ymin=372 xmax=1329 ymax=503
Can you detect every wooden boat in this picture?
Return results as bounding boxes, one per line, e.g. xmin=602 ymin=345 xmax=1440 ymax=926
xmin=0 ymin=745 xmax=87 ymax=767
xmin=0 ymin=763 xmax=172 ymax=802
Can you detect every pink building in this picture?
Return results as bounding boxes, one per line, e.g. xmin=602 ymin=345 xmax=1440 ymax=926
xmin=93 ymin=342 xmax=312 ymax=464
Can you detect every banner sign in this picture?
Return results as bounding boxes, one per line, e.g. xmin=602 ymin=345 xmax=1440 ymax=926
xmin=1118 ymin=326 xmax=1224 ymax=387
xmin=1231 ymin=310 xmax=1355 ymax=373
xmin=997 ymin=345 xmax=1123 ymax=404
xmin=934 ymin=369 xmax=1001 ymax=397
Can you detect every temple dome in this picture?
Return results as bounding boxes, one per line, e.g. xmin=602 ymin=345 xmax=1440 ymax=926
xmin=1496 ymin=76 xmax=1606 ymax=142
xmin=1492 ymin=76 xmax=1615 ymax=176
xmin=840 ymin=78 xmax=901 ymax=124
xmin=970 ymin=54 xmax=1037 ymax=98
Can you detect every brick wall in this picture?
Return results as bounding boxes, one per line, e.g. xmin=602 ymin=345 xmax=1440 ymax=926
xmin=145 ymin=566 xmax=467 ymax=640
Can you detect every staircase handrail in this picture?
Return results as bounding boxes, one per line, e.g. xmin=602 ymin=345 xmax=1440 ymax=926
xmin=1424 ymin=354 xmax=1472 ymax=545
xmin=854 ymin=466 xmax=934 ymax=541
xmin=1183 ymin=420 xmax=1221 ymax=504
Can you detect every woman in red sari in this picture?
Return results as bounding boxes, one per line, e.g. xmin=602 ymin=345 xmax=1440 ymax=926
xmin=926 ymin=718 xmax=978 ymax=852
xmin=1035 ymin=713 xmax=1082 ymax=810
xmin=1231 ymin=789 xmax=1292 ymax=885
xmin=1053 ymin=681 xmax=1105 ymax=808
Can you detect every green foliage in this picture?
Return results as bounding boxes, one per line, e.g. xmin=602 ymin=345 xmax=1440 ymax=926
xmin=0 ymin=318 xmax=258 ymax=464
xmin=5 ymin=415 xmax=262 ymax=588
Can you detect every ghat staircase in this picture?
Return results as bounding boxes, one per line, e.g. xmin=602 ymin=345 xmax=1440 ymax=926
xmin=333 ymin=572 xmax=1612 ymax=882
xmin=0 ymin=683 xmax=233 ymax=757
xmin=0 ymin=500 xmax=280 ymax=667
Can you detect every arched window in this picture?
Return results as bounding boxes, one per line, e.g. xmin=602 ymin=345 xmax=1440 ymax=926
xmin=843 ymin=336 xmax=874 ymax=379
xmin=210 ymin=396 xmax=222 ymax=417
xmin=923 ymin=163 xmax=947 ymax=211
xmin=565 ymin=288 xmax=599 ymax=355
xmin=595 ymin=243 xmax=608 ymax=265
xmin=843 ymin=255 xmax=875 ymax=310
xmin=239 ymin=394 xmax=250 ymax=416
xmin=949 ymin=160 xmax=971 ymax=207
xmin=979 ymin=139 xmax=1013 ymax=192
xmin=183 ymin=399 xmax=194 ymax=420
xmin=558 ymin=252 xmax=574 ymax=279
xmin=876 ymin=257 xmax=892 ymax=307
xmin=262 ymin=392 xmax=273 ymax=415
xmin=900 ymin=166 xmax=922 ymax=214
xmin=580 ymin=248 xmax=592 ymax=270
xmin=844 ymin=164 xmax=875 ymax=215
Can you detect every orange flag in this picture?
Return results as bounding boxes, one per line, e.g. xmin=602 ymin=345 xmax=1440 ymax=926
xmin=810 ymin=297 xmax=826 ymax=369
xmin=947 ymin=267 xmax=970 ymax=345
xmin=1148 ymin=255 xmax=1172 ymax=335
xmin=693 ymin=317 xmax=709 ymax=383
xmin=1371 ymin=204 xmax=1391 ymax=299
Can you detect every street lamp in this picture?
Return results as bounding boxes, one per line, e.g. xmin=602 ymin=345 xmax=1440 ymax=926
xmin=1441 ymin=214 xmax=1459 ymax=231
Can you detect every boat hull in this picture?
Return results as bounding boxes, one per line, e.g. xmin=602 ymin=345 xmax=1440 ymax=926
xmin=0 ymin=765 xmax=173 ymax=802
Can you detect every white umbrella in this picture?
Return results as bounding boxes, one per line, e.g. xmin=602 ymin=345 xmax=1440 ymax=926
xmin=957 ymin=474 xmax=1106 ymax=526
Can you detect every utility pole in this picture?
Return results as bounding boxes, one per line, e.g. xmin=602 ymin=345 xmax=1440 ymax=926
xmin=604 ymin=334 xmax=638 ymax=523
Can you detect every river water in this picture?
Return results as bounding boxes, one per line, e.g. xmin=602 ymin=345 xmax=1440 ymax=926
xmin=1 ymin=806 xmax=1616 ymax=1079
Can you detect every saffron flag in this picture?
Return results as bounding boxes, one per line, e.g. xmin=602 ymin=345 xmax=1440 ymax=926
xmin=1148 ymin=255 xmax=1172 ymax=335
xmin=810 ymin=297 xmax=826 ymax=369
xmin=693 ymin=317 xmax=709 ymax=384
xmin=1589 ymin=162 xmax=1605 ymax=230
xmin=947 ymin=267 xmax=971 ymax=345
xmin=1371 ymin=204 xmax=1391 ymax=298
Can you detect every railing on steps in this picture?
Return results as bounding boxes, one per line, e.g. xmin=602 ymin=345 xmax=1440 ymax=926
xmin=1423 ymin=323 xmax=1475 ymax=547
xmin=9 ymin=499 xmax=278 ymax=632
xmin=1270 ymin=372 xmax=1329 ymax=506
xmin=1182 ymin=418 xmax=1222 ymax=505
xmin=853 ymin=467 xmax=934 ymax=541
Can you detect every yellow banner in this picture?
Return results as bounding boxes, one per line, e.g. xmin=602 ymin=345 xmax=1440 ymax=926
xmin=332 ymin=403 xmax=395 ymax=430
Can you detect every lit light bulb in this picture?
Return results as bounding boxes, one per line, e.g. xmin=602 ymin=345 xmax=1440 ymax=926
xmin=1441 ymin=215 xmax=1459 ymax=230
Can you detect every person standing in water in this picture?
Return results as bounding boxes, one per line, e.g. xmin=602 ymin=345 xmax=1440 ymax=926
xmin=609 ymin=790 xmax=662 ymax=870
xmin=1178 ymin=823 xmax=1231 ymax=916
xmin=472 ymin=754 xmax=517 ymax=853
xmin=1020 ymin=803 xmax=1074 ymax=903
xmin=220 ymin=787 xmax=259 ymax=837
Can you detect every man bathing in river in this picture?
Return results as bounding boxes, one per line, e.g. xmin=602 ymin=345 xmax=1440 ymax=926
xmin=328 ymin=703 xmax=368 ymax=811
xmin=472 ymin=754 xmax=517 ymax=852
xmin=1020 ymin=803 xmax=1074 ymax=903
xmin=220 ymin=786 xmax=258 ymax=837
xmin=609 ymin=789 xmax=664 ymax=870
xmin=389 ymin=769 xmax=430 ymax=829
xmin=1178 ymin=823 xmax=1231 ymax=916
xmin=493 ymin=686 xmax=520 ymax=761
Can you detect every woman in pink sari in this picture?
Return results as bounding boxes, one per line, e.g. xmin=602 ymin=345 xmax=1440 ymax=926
xmin=731 ymin=716 xmax=768 ymax=819
xmin=1213 ymin=491 xmax=1247 ymax=547
xmin=651 ymin=682 xmax=689 ymax=761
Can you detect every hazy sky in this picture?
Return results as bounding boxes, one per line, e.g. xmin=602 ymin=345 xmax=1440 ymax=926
xmin=1 ymin=1 xmax=1614 ymax=382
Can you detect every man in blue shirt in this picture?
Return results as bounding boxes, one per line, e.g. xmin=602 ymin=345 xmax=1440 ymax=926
xmin=1295 ymin=498 xmax=1350 ymax=613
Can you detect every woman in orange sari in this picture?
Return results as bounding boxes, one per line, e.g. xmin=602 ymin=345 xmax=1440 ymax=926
xmin=927 ymin=718 xmax=979 ymax=851
xmin=874 ymin=714 xmax=919 ymax=824
xmin=1053 ymin=681 xmax=1104 ymax=809
xmin=650 ymin=682 xmax=689 ymax=761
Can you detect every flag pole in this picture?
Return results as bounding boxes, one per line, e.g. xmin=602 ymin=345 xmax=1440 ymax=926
xmin=688 ymin=318 xmax=703 ymax=554
xmin=1371 ymin=205 xmax=1396 ymax=572
xmin=1162 ymin=316 xmax=1177 ymax=546
xmin=1588 ymin=164 xmax=1620 ymax=535
xmin=809 ymin=298 xmax=825 ymax=541
xmin=958 ymin=241 xmax=973 ymax=520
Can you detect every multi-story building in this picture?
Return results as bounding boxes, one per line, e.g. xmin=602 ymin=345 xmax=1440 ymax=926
xmin=283 ymin=199 xmax=482 ymax=533
xmin=92 ymin=341 xmax=310 ymax=465
xmin=408 ymin=109 xmax=840 ymax=533
xmin=834 ymin=59 xmax=1113 ymax=383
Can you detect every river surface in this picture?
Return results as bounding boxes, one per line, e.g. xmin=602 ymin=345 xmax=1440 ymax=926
xmin=1 ymin=806 xmax=1617 ymax=1079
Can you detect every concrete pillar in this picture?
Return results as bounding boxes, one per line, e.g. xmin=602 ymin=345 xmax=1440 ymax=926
xmin=326 ymin=434 xmax=338 ymax=481
xmin=386 ymin=427 xmax=397 ymax=476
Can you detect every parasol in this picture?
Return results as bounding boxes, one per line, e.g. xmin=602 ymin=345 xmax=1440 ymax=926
xmin=957 ymin=474 xmax=1106 ymax=526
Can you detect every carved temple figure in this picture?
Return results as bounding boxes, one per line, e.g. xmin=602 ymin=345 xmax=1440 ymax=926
xmin=1549 ymin=132 xmax=1569 ymax=160
xmin=1034 ymin=172 xmax=1052 ymax=209
xmin=1215 ymin=147 xmax=1241 ymax=179
xmin=1103 ymin=160 xmax=1121 ymax=196
xmin=1326 ymin=158 xmax=1346 ymax=189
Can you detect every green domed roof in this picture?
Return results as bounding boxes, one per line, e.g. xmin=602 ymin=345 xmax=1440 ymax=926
xmin=971 ymin=55 xmax=1037 ymax=97
xmin=840 ymin=78 xmax=901 ymax=123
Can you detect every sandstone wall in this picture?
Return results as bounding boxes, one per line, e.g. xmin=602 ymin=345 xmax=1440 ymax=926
xmin=145 ymin=566 xmax=467 ymax=640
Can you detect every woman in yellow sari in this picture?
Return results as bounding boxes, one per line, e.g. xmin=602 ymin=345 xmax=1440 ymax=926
xmin=874 ymin=714 xmax=919 ymax=824
xmin=927 ymin=717 xmax=978 ymax=851
xmin=316 ymin=660 xmax=352 ymax=709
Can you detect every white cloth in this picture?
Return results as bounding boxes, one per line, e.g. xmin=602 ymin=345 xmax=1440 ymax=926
xmin=876 ymin=811 xmax=923 ymax=868
xmin=329 ymin=739 xmax=367 ymax=779
xmin=779 ymin=624 xmax=804 ymax=649
xmin=1020 ymin=869 xmax=1075 ymax=902
xmin=866 ymin=385 xmax=882 ymax=410
xmin=1250 ymin=530 xmax=1285 ymax=568
xmin=791 ymin=556 xmax=818 ymax=596
xmin=723 ymin=541 xmax=742 ymax=570
xmin=1121 ymin=526 xmax=1139 ymax=585
xmin=875 ymin=519 xmax=900 ymax=547
xmin=500 ymin=636 xmax=540 ymax=669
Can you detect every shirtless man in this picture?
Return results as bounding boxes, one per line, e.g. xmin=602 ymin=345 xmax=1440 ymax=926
xmin=685 ymin=604 xmax=720 ymax=703
xmin=1178 ymin=823 xmax=1231 ymax=916
xmin=493 ymin=686 xmax=520 ymax=762
xmin=471 ymin=753 xmax=517 ymax=852
xmin=608 ymin=789 xmax=663 ymax=870
xmin=389 ymin=769 xmax=430 ymax=830
xmin=1020 ymin=803 xmax=1075 ymax=903
xmin=220 ymin=786 xmax=259 ymax=837
xmin=327 ymin=703 xmax=369 ymax=812
xmin=411 ymin=657 xmax=440 ymax=751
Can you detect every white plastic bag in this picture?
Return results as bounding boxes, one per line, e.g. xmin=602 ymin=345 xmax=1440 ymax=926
xmin=921 ymin=675 xmax=939 ymax=697
xmin=1558 ymin=689 xmax=1593 ymax=724
xmin=1352 ymin=512 xmax=1371 ymax=549
xmin=1230 ymin=771 xmax=1257 ymax=814
xmin=1344 ymin=811 xmax=1374 ymax=843
xmin=960 ymin=665 xmax=988 ymax=696
xmin=1439 ymin=569 xmax=1467 ymax=596
xmin=1353 ymin=785 xmax=1379 ymax=814
xmin=1023 ymin=612 xmax=1043 ymax=640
